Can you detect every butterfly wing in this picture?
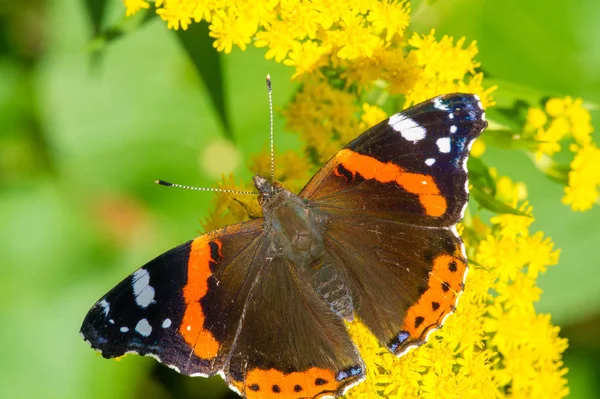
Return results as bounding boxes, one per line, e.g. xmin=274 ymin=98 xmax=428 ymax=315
xmin=80 ymin=219 xmax=265 ymax=377
xmin=224 ymin=252 xmax=365 ymax=399
xmin=322 ymin=215 xmax=467 ymax=356
xmin=300 ymin=93 xmax=486 ymax=355
xmin=301 ymin=93 xmax=486 ymax=227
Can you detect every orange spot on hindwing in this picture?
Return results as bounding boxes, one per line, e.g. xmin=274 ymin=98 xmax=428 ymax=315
xmin=179 ymin=237 xmax=221 ymax=359
xmin=336 ymin=149 xmax=447 ymax=217
xmin=242 ymin=368 xmax=339 ymax=399
xmin=396 ymin=248 xmax=467 ymax=351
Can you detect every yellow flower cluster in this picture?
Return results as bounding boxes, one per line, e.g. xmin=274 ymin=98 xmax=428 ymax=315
xmin=123 ymin=0 xmax=494 ymax=107
xmin=525 ymin=97 xmax=599 ymax=211
xmin=124 ymin=0 xmax=149 ymax=17
xmin=562 ymin=143 xmax=600 ymax=211
xmin=526 ymin=96 xmax=593 ymax=159
xmin=121 ymin=0 xmax=570 ymax=397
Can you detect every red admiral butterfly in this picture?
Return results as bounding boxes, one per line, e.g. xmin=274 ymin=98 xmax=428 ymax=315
xmin=81 ymin=93 xmax=487 ymax=398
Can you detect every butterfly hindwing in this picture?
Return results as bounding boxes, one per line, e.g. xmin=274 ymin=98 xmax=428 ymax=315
xmin=323 ymin=215 xmax=467 ymax=356
xmin=225 ymin=253 xmax=365 ymax=399
xmin=301 ymin=93 xmax=486 ymax=227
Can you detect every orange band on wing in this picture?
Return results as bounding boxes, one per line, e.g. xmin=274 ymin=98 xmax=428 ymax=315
xmin=401 ymin=250 xmax=467 ymax=340
xmin=336 ymin=149 xmax=447 ymax=217
xmin=180 ymin=237 xmax=221 ymax=359
xmin=242 ymin=367 xmax=338 ymax=399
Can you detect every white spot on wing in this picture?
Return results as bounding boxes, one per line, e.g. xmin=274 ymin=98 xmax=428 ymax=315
xmin=449 ymin=113 xmax=454 ymax=119
xmin=132 ymin=268 xmax=155 ymax=308
xmin=433 ymin=97 xmax=449 ymax=111
xmin=425 ymin=158 xmax=436 ymax=166
xmin=135 ymin=319 xmax=152 ymax=337
xmin=120 ymin=326 xmax=129 ymax=333
xmin=162 ymin=319 xmax=172 ymax=329
xmin=436 ymin=137 xmax=451 ymax=153
xmin=389 ymin=114 xmax=426 ymax=142
xmin=99 ymin=299 xmax=110 ymax=316
xmin=450 ymin=125 xmax=457 ymax=134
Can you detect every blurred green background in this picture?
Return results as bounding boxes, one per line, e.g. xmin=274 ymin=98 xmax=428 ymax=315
xmin=1 ymin=0 xmax=599 ymax=398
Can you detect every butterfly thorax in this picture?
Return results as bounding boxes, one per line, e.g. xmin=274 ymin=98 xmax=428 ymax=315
xmin=253 ymin=174 xmax=327 ymax=268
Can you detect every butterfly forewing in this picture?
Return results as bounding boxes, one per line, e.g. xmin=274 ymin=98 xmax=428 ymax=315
xmin=81 ymin=219 xmax=264 ymax=376
xmin=301 ymin=93 xmax=486 ymax=227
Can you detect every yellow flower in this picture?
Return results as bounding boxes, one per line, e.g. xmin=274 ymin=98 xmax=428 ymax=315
xmin=284 ymin=40 xmax=331 ymax=79
xmin=366 ymin=0 xmax=411 ymax=42
xmin=284 ymin=78 xmax=360 ymax=162
xmin=526 ymin=107 xmax=547 ymax=129
xmin=404 ymin=30 xmax=495 ymax=107
xmin=200 ymin=174 xmax=260 ymax=233
xmin=535 ymin=117 xmax=570 ymax=158
xmin=564 ymin=97 xmax=594 ymax=146
xmin=209 ymin=8 xmax=256 ymax=53
xmin=255 ymin=20 xmax=298 ymax=62
xmin=495 ymin=274 xmax=541 ymax=315
xmin=562 ymin=144 xmax=600 ymax=211
xmin=332 ymin=16 xmax=383 ymax=60
xmin=155 ymin=0 xmax=197 ymax=30
xmin=470 ymin=139 xmax=486 ymax=157
xmin=545 ymin=97 xmax=566 ymax=117
xmin=526 ymin=96 xmax=595 ymax=160
xmin=124 ymin=0 xmax=149 ymax=16
xmin=358 ymin=103 xmax=387 ymax=130
xmin=519 ymin=231 xmax=560 ymax=278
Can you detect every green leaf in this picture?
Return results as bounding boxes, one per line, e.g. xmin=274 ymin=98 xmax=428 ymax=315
xmin=175 ymin=22 xmax=232 ymax=140
xmin=83 ymin=0 xmax=108 ymax=36
xmin=470 ymin=186 xmax=530 ymax=216
xmin=484 ymin=129 xmax=540 ymax=151
xmin=489 ymin=98 xmax=530 ymax=131
xmin=467 ymin=156 xmax=496 ymax=196
xmin=87 ymin=10 xmax=158 ymax=55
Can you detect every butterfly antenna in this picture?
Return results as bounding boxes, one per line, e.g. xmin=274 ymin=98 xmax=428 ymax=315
xmin=155 ymin=180 xmax=258 ymax=195
xmin=266 ymin=74 xmax=275 ymax=183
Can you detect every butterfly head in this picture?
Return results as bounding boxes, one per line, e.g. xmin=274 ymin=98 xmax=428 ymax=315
xmin=253 ymin=174 xmax=298 ymax=210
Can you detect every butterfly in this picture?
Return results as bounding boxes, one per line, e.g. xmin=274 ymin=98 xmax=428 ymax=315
xmin=81 ymin=93 xmax=487 ymax=398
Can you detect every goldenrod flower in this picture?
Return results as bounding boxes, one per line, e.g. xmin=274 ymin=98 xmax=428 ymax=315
xmin=562 ymin=144 xmax=600 ymax=211
xmin=524 ymin=97 xmax=598 ymax=211
xmin=124 ymin=0 xmax=149 ymax=17
xmin=358 ymin=103 xmax=387 ymax=131
xmin=526 ymin=96 xmax=594 ymax=159
xmin=209 ymin=8 xmax=256 ymax=53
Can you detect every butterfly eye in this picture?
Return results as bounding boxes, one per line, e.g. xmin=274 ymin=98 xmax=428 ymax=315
xmin=258 ymin=194 xmax=266 ymax=206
